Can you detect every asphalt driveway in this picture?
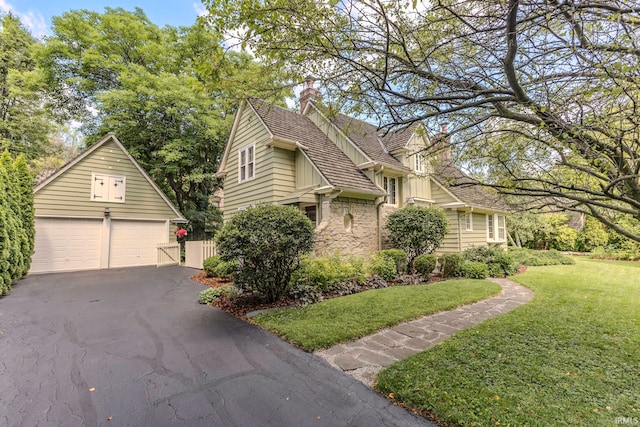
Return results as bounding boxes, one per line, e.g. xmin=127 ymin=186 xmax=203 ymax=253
xmin=0 ymin=266 xmax=433 ymax=427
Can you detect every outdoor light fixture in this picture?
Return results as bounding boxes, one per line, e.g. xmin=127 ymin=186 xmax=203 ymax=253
xmin=104 ymin=207 xmax=111 ymax=218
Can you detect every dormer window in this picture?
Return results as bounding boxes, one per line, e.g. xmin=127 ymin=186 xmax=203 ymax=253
xmin=91 ymin=173 xmax=126 ymax=203
xmin=238 ymin=144 xmax=255 ymax=183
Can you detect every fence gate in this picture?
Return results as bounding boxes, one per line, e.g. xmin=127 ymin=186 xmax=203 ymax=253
xmin=183 ymin=240 xmax=217 ymax=269
xmin=157 ymin=242 xmax=180 ymax=267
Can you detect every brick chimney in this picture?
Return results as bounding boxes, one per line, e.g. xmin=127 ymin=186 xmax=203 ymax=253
xmin=437 ymin=122 xmax=451 ymax=161
xmin=299 ymin=78 xmax=320 ymax=113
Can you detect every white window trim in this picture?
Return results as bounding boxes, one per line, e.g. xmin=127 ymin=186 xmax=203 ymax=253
xmin=464 ymin=212 xmax=473 ymax=231
xmin=414 ymin=153 xmax=425 ymax=173
xmin=383 ymin=176 xmax=398 ymax=206
xmin=90 ymin=172 xmax=126 ymax=204
xmin=487 ymin=213 xmax=506 ymax=242
xmin=238 ymin=143 xmax=256 ymax=183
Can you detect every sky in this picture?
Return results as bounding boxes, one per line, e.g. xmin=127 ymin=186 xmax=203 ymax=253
xmin=2 ymin=0 xmax=207 ymax=38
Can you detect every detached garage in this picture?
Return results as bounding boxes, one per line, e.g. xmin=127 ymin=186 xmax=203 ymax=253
xmin=31 ymin=134 xmax=186 ymax=274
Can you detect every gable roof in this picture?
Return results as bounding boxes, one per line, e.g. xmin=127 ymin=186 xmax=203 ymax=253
xmin=326 ymin=111 xmax=411 ymax=172
xmin=381 ymin=122 xmax=422 ymax=152
xmin=247 ymin=98 xmax=384 ymax=195
xmin=431 ymin=161 xmax=511 ymax=212
xmin=34 ymin=134 xmax=186 ymax=220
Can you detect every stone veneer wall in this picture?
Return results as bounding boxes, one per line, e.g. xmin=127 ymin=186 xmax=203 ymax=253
xmin=379 ymin=205 xmax=398 ymax=249
xmin=314 ymin=198 xmax=379 ymax=257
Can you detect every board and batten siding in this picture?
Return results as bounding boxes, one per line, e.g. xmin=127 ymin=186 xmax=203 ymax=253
xmin=407 ymin=175 xmax=431 ymax=201
xmin=305 ymin=107 xmax=370 ymax=167
xmin=295 ymin=150 xmax=327 ymax=189
xmin=35 ymin=139 xmax=177 ymax=221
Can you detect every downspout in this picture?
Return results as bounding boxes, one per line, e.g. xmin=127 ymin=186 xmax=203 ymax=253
xmin=375 ymin=196 xmax=386 ymax=251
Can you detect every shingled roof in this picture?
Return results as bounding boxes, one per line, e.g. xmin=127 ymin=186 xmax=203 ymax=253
xmin=247 ymin=98 xmax=383 ymax=195
xmin=328 ymin=112 xmax=411 ymax=172
xmin=432 ymin=162 xmax=511 ymax=212
xmin=381 ymin=122 xmax=422 ymax=152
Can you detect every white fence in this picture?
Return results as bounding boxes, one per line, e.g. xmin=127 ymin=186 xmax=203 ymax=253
xmin=183 ymin=240 xmax=217 ymax=269
xmin=157 ymin=242 xmax=180 ymax=267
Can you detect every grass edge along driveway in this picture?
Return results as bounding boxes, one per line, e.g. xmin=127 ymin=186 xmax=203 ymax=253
xmin=253 ymin=280 xmax=501 ymax=351
xmin=376 ymin=258 xmax=640 ymax=426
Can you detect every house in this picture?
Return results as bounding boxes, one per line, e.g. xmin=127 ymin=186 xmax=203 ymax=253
xmin=215 ymin=84 xmax=509 ymax=256
xmin=31 ymin=134 xmax=186 ymax=274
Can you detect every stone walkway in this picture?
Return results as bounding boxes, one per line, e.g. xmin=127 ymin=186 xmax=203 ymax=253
xmin=315 ymin=278 xmax=534 ymax=387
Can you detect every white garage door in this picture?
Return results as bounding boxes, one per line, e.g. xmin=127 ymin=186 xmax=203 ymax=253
xmin=31 ymin=218 xmax=102 ymax=273
xmin=109 ymin=220 xmax=166 ymax=268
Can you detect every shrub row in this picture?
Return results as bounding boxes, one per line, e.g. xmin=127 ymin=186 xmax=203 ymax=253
xmin=0 ymin=152 xmax=34 ymax=295
xmin=508 ymin=247 xmax=575 ymax=266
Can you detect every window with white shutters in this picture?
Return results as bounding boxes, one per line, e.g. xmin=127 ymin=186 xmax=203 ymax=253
xmin=91 ymin=173 xmax=126 ymax=203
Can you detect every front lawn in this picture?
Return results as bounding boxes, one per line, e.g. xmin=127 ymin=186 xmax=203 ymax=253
xmin=253 ymin=280 xmax=501 ymax=351
xmin=376 ymin=258 xmax=640 ymax=426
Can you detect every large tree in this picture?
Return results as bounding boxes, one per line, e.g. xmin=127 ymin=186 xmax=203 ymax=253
xmin=41 ymin=8 xmax=289 ymax=238
xmin=0 ymin=13 xmax=58 ymax=160
xmin=206 ymin=0 xmax=640 ymax=241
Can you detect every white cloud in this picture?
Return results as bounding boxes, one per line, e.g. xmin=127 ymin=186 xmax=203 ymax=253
xmin=193 ymin=2 xmax=209 ymax=17
xmin=0 ymin=0 xmax=49 ymax=38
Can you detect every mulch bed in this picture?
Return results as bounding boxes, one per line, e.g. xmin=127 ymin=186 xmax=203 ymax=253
xmin=191 ymin=271 xmax=446 ymax=321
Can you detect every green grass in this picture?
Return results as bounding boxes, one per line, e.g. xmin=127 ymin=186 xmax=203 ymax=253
xmin=254 ymin=280 xmax=501 ymax=351
xmin=376 ymin=258 xmax=640 ymax=426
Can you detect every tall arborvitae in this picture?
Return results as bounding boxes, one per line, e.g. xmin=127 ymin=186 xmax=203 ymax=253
xmin=0 ymin=150 xmax=24 ymax=284
xmin=14 ymin=155 xmax=34 ymax=276
xmin=0 ymin=154 xmax=12 ymax=294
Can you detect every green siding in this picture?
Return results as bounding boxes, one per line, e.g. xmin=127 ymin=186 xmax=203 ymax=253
xmin=407 ymin=175 xmax=431 ymax=201
xmin=223 ymin=105 xmax=301 ymax=221
xmin=430 ymin=179 xmax=458 ymax=205
xmin=460 ymin=212 xmax=490 ymax=250
xmin=35 ymin=140 xmax=178 ymax=220
xmin=438 ymin=209 xmax=461 ymax=254
xmin=306 ymin=107 xmax=370 ymax=166
xmin=295 ymin=150 xmax=327 ymax=189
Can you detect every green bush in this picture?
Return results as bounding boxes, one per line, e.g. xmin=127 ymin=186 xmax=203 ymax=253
xmin=378 ymin=249 xmax=408 ymax=274
xmin=440 ymin=253 xmax=463 ymax=278
xmin=213 ymin=259 xmax=237 ymax=280
xmin=575 ymin=217 xmax=609 ymax=252
xmin=291 ymin=253 xmax=367 ymax=292
xmin=216 ymin=205 xmax=315 ymax=302
xmin=386 ymin=206 xmax=448 ymax=273
xmin=369 ymin=253 xmax=397 ymax=281
xmin=508 ymin=247 xmax=575 ymax=266
xmin=198 ymin=286 xmax=237 ymax=304
xmin=590 ymin=246 xmax=640 ymax=261
xmin=460 ymin=261 xmax=489 ymax=279
xmin=203 ymin=255 xmax=222 ymax=277
xmin=414 ymin=254 xmax=437 ymax=276
xmin=462 ymin=246 xmax=517 ymax=277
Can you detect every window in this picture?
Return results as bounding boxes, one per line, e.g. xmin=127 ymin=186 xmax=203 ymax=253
xmin=383 ymin=176 xmax=397 ymax=205
xmin=414 ymin=153 xmax=424 ymax=173
xmin=91 ymin=173 xmax=125 ymax=203
xmin=464 ymin=212 xmax=473 ymax=231
xmin=238 ymin=144 xmax=255 ymax=182
xmin=487 ymin=214 xmax=506 ymax=242
xmin=304 ymin=205 xmax=317 ymax=225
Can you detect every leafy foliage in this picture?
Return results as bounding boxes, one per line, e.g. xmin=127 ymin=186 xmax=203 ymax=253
xmin=368 ymin=253 xmax=397 ymax=281
xmin=198 ymin=286 xmax=237 ymax=304
xmin=205 ymin=0 xmax=640 ymax=242
xmin=508 ymin=248 xmax=575 ymax=266
xmin=386 ymin=206 xmax=448 ymax=273
xmin=40 ymin=8 xmax=290 ymax=238
xmin=216 ymin=205 xmax=314 ymax=302
xmin=440 ymin=253 xmax=463 ymax=279
xmin=0 ymin=151 xmax=34 ymax=294
xmin=378 ymin=249 xmax=408 ymax=274
xmin=462 ymin=246 xmax=517 ymax=277
xmin=291 ymin=253 xmax=367 ymax=292
xmin=414 ymin=254 xmax=437 ymax=276
xmin=460 ymin=261 xmax=489 ymax=280
xmin=0 ymin=14 xmax=59 ymax=160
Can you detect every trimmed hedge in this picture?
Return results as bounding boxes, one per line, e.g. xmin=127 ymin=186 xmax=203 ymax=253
xmin=0 ymin=151 xmax=34 ymax=295
xmin=414 ymin=254 xmax=437 ymax=276
xmin=440 ymin=253 xmax=463 ymax=278
xmin=378 ymin=249 xmax=408 ymax=274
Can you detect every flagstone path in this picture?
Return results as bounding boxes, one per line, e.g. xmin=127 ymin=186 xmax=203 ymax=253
xmin=315 ymin=278 xmax=534 ymax=387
